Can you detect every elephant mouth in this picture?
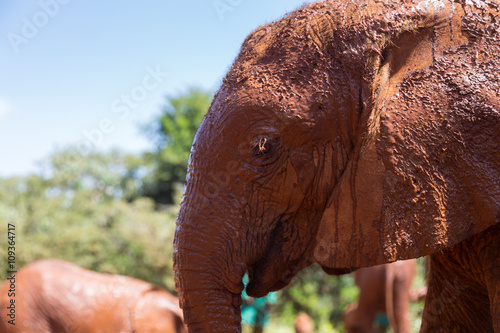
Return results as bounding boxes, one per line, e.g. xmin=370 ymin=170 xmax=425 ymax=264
xmin=246 ymin=263 xmax=296 ymax=298
xmin=245 ymin=221 xmax=306 ymax=298
xmin=245 ymin=265 xmax=358 ymax=298
xmin=320 ymin=265 xmax=358 ymax=275
xmin=244 ymin=216 xmax=315 ymax=298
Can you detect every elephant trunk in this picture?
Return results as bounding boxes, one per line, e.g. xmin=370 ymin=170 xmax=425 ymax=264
xmin=174 ymin=188 xmax=245 ymax=332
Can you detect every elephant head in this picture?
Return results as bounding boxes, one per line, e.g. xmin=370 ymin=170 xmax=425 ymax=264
xmin=174 ymin=0 xmax=500 ymax=331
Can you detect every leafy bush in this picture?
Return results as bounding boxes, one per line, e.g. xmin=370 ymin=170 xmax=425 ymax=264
xmin=0 ymin=148 xmax=178 ymax=292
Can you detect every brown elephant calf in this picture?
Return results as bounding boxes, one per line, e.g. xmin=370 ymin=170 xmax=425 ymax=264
xmin=0 ymin=259 xmax=186 ymax=333
xmin=294 ymin=312 xmax=314 ymax=333
xmin=343 ymin=259 xmax=419 ymax=333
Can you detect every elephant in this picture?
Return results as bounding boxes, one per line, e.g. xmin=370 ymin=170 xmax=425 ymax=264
xmin=294 ymin=312 xmax=314 ymax=333
xmin=173 ymin=0 xmax=500 ymax=332
xmin=0 ymin=259 xmax=186 ymax=333
xmin=343 ymin=259 xmax=418 ymax=333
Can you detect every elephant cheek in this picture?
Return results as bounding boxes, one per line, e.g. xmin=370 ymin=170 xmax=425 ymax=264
xmin=314 ymin=142 xmax=387 ymax=268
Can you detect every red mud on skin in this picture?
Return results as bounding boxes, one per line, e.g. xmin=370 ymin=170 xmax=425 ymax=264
xmin=0 ymin=259 xmax=186 ymax=333
xmin=174 ymin=1 xmax=500 ymax=332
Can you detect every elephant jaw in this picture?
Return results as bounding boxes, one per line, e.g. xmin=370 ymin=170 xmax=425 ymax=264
xmin=245 ymin=270 xmax=292 ymax=298
xmin=245 ymin=260 xmax=356 ymax=297
xmin=245 ymin=252 xmax=312 ymax=298
xmin=320 ymin=266 xmax=358 ymax=275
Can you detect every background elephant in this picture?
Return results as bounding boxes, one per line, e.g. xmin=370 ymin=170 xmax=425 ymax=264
xmin=0 ymin=259 xmax=186 ymax=333
xmin=173 ymin=0 xmax=499 ymax=332
xmin=294 ymin=312 xmax=314 ymax=333
xmin=343 ymin=259 xmax=419 ymax=333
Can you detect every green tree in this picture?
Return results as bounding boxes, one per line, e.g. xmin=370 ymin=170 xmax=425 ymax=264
xmin=0 ymin=147 xmax=178 ymax=291
xmin=143 ymin=88 xmax=211 ymax=205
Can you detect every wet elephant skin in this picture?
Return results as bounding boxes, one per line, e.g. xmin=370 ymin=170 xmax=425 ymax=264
xmin=343 ymin=259 xmax=417 ymax=333
xmin=0 ymin=259 xmax=186 ymax=333
xmin=173 ymin=0 xmax=500 ymax=332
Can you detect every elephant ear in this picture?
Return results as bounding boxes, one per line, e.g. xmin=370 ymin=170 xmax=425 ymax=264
xmin=314 ymin=0 xmax=500 ymax=269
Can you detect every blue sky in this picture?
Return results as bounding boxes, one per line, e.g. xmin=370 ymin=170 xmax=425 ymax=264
xmin=0 ymin=0 xmax=315 ymax=177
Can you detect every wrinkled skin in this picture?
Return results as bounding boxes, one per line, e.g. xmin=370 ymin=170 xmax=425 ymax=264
xmin=0 ymin=259 xmax=186 ymax=333
xmin=173 ymin=0 xmax=500 ymax=332
xmin=343 ymin=259 xmax=418 ymax=333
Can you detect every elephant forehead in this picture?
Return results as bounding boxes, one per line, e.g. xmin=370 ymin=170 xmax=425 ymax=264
xmin=205 ymin=80 xmax=323 ymax=132
xmin=235 ymin=0 xmax=414 ymax=66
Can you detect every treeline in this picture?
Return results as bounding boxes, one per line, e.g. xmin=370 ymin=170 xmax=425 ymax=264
xmin=0 ymin=88 xmax=210 ymax=290
xmin=0 ymin=88 xmax=424 ymax=332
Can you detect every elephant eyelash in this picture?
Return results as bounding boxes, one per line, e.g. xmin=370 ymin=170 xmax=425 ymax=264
xmin=252 ymin=137 xmax=271 ymax=157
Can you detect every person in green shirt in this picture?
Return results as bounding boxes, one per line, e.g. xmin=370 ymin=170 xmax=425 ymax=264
xmin=241 ymin=274 xmax=277 ymax=333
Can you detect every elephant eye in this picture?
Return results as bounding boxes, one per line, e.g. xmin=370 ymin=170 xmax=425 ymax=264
xmin=252 ymin=137 xmax=271 ymax=157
